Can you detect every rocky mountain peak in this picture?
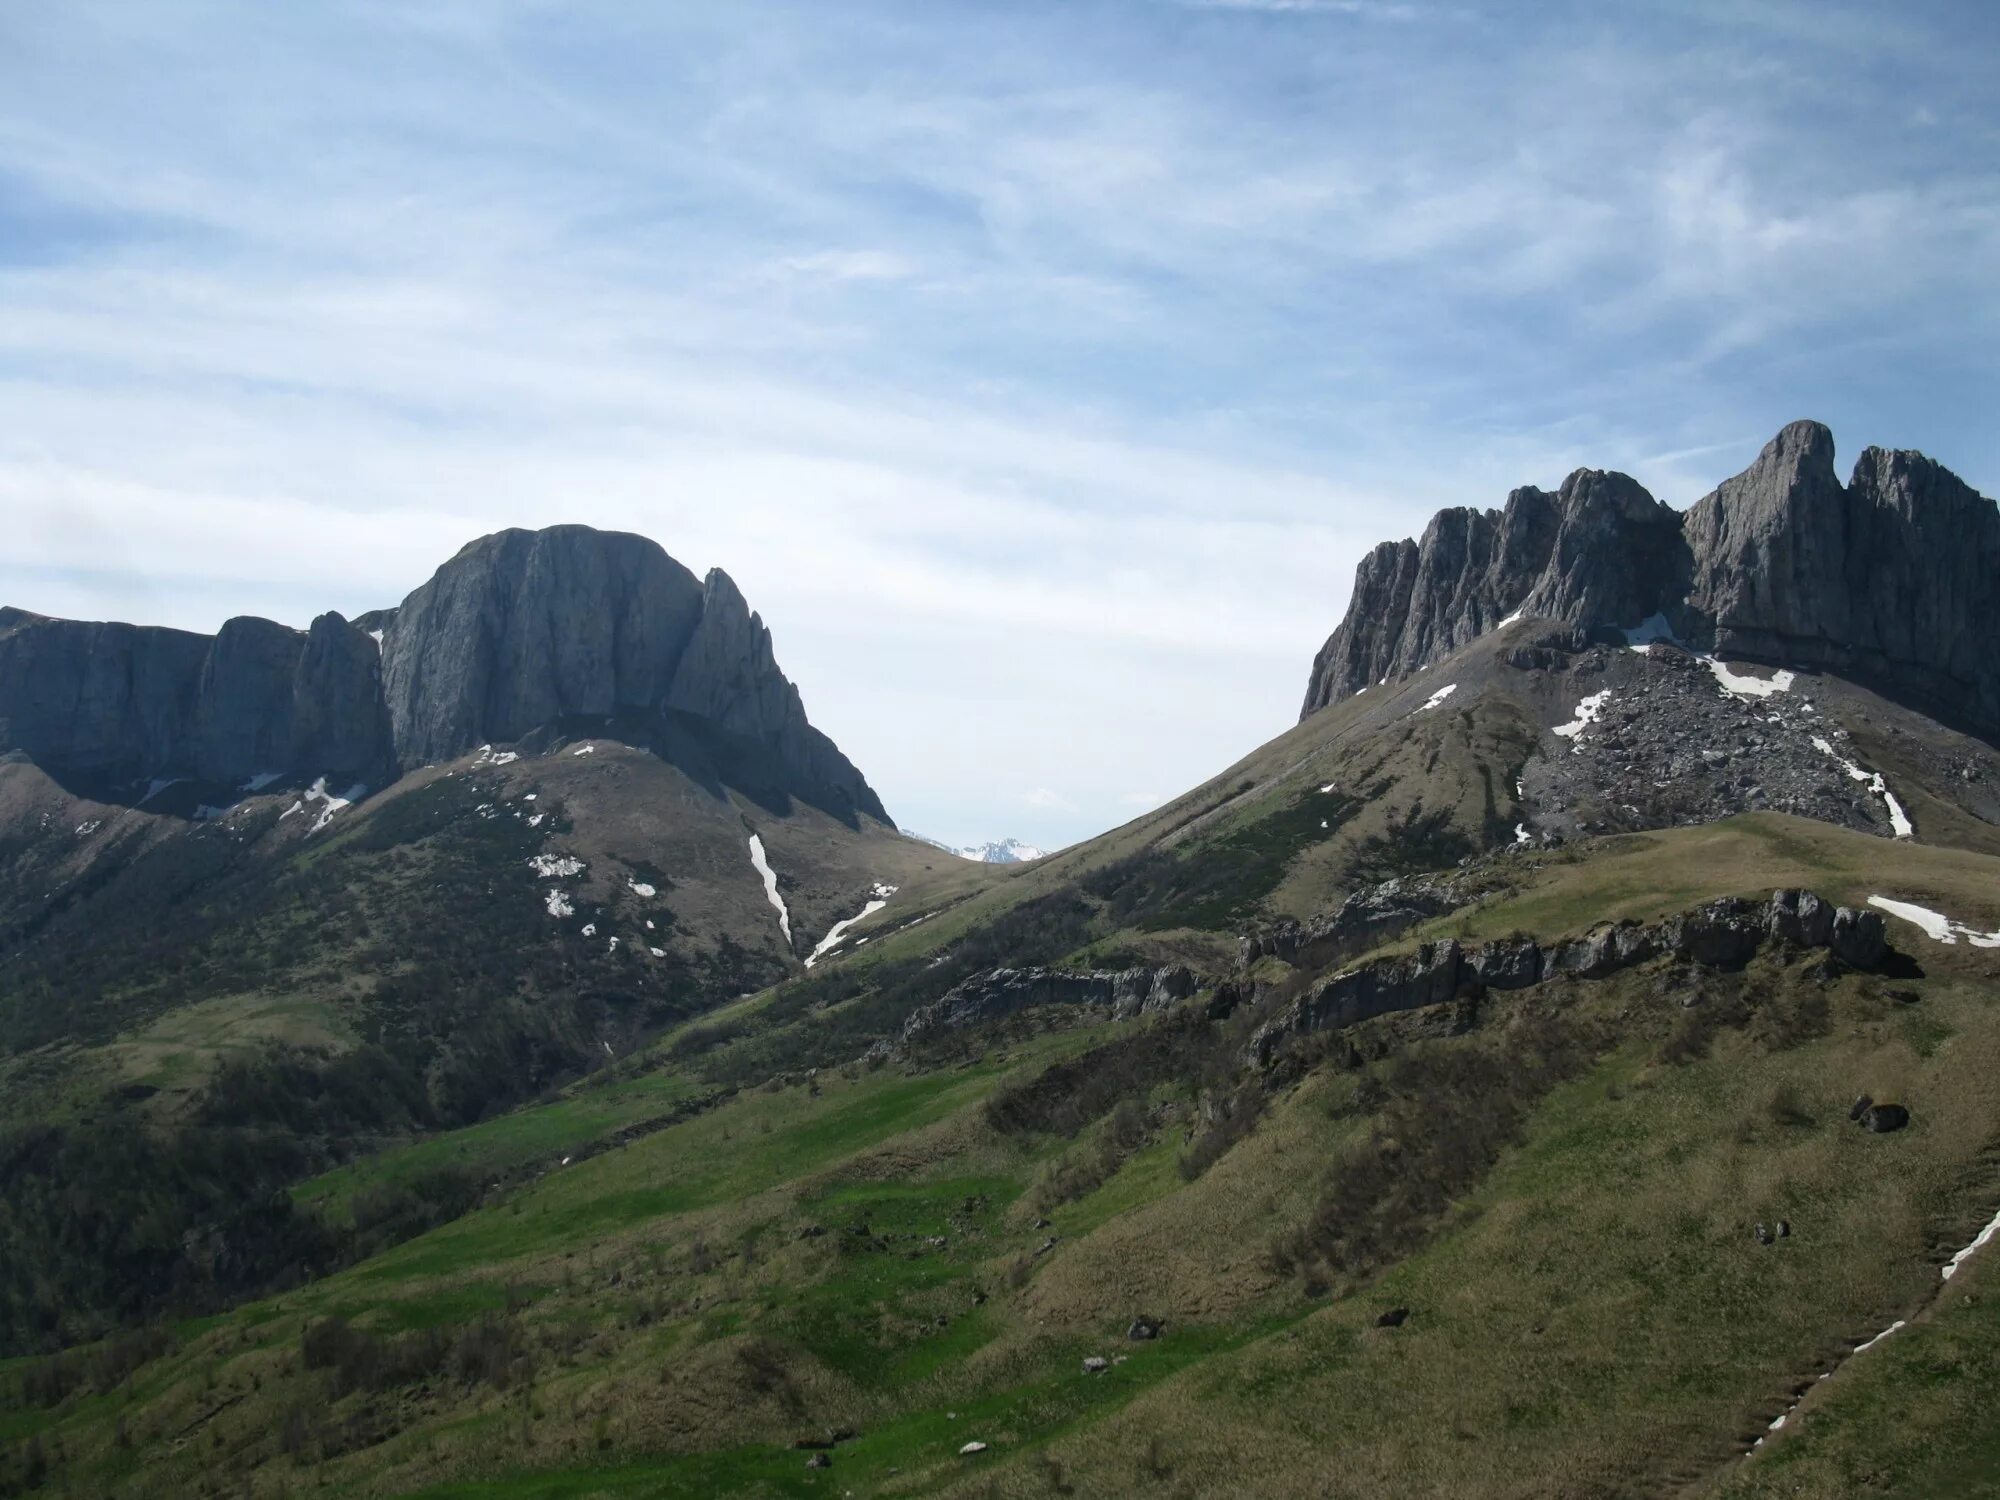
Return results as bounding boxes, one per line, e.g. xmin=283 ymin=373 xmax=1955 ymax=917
xmin=1302 ymin=421 xmax=2000 ymax=733
xmin=0 ymin=524 xmax=887 ymax=822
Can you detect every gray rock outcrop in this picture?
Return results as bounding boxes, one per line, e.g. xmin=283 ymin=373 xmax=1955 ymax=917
xmin=900 ymin=964 xmax=1197 ymax=1043
xmin=1239 ymin=873 xmax=1463 ymax=971
xmin=1301 ymin=421 xmax=2000 ymax=734
xmin=1247 ymin=889 xmax=1888 ymax=1067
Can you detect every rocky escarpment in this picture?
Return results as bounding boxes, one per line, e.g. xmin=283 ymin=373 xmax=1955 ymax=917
xmin=1301 ymin=421 xmax=2000 ymax=733
xmin=1239 ymin=870 xmax=1472 ymax=973
xmin=0 ymin=526 xmax=887 ymax=821
xmin=900 ymin=964 xmax=1198 ymax=1044
xmin=1246 ymin=889 xmax=1887 ymax=1067
xmin=0 ymin=606 xmax=392 ymax=787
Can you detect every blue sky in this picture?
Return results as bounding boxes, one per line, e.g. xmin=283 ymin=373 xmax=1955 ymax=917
xmin=3 ymin=1 xmax=1996 ymax=848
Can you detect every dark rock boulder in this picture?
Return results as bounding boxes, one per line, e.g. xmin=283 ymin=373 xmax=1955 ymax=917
xmin=1767 ymin=889 xmax=1835 ymax=949
xmin=1829 ymin=906 xmax=1888 ymax=969
xmin=1860 ymin=1103 xmax=1909 ymax=1134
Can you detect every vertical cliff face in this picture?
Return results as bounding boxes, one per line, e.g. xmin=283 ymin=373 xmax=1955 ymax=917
xmin=1301 ymin=486 xmax=1559 ymax=713
xmin=1301 ymin=421 xmax=2000 ymax=732
xmin=0 ymin=526 xmax=887 ymax=821
xmin=0 ymin=612 xmax=211 ymax=778
xmin=292 ymin=613 xmax=397 ymax=781
xmin=0 ymin=608 xmax=396 ymax=787
xmin=1680 ymin=423 xmax=2000 ymax=726
xmin=379 ymin=526 xmax=708 ymax=768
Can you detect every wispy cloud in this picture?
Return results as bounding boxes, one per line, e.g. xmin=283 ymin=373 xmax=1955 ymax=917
xmin=1177 ymin=0 xmax=1421 ymax=16
xmin=2 ymin=0 xmax=1994 ymax=846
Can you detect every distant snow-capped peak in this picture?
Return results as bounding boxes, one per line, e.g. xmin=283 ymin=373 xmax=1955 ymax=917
xmin=910 ymin=834 xmax=1052 ymax=864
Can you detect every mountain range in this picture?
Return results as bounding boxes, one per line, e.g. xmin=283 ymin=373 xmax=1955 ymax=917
xmin=912 ymin=835 xmax=1054 ymax=864
xmin=0 ymin=525 xmax=884 ymax=825
xmin=4 ymin=422 xmax=2000 ymax=1499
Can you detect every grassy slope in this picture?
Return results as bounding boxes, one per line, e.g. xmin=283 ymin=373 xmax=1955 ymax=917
xmin=8 ymin=817 xmax=2000 ymax=1496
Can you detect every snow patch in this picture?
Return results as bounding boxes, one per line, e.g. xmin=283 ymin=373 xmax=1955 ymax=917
xmin=1707 ymin=658 xmax=1795 ymax=698
xmin=529 ymin=854 xmax=585 ymax=879
xmin=630 ymin=880 xmax=657 ymax=898
xmin=1853 ymin=1319 xmax=1907 ymax=1356
xmin=1943 ymin=1205 xmax=2000 ymax=1280
xmin=301 ymin=778 xmax=364 ymax=835
xmin=1868 ymin=895 xmax=2000 ymax=948
xmin=649 ymin=946 xmax=666 ymax=958
xmin=1414 ymin=683 xmax=1458 ymax=713
xmin=1319 ymin=782 xmax=1337 ymax=794
xmin=545 ymin=889 xmax=574 ymax=919
xmin=571 ymin=743 xmax=596 ymax=756
xmin=747 ymin=835 xmax=791 ymax=944
xmin=1813 ymin=739 xmax=1913 ymax=838
xmin=1622 ymin=613 xmax=1678 ymax=649
xmin=1497 ymin=608 xmax=1525 ymax=628
xmin=1553 ymin=689 xmax=1612 ymax=744
xmin=806 ymin=899 xmax=889 ymax=968
xmin=1515 ymin=823 xmax=1531 ymax=844
xmin=471 ymin=745 xmax=520 ymax=768
xmin=581 ymin=923 xmax=597 ymax=938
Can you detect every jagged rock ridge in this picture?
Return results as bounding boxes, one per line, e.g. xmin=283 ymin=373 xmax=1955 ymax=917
xmin=0 ymin=606 xmax=392 ymax=788
xmin=1301 ymin=421 xmax=2000 ymax=732
xmin=0 ymin=525 xmax=887 ymax=822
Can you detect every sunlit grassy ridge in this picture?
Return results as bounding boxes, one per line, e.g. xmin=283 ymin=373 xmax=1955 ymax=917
xmin=9 ymin=807 xmax=2000 ymax=1496
xmin=10 ymin=653 xmax=2000 ymax=1497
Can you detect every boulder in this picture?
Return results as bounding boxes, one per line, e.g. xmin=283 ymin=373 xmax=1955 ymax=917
xmin=1860 ymin=1103 xmax=1910 ymax=1134
xmin=1830 ymin=907 xmax=1889 ymax=969
xmin=1767 ymin=889 xmax=1835 ymax=949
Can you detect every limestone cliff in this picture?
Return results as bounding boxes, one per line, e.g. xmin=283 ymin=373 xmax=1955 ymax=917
xmin=1301 ymin=421 xmax=2000 ymax=733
